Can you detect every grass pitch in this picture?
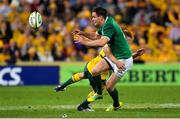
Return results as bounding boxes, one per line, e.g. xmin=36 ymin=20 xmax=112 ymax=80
xmin=0 ymin=85 xmax=180 ymax=118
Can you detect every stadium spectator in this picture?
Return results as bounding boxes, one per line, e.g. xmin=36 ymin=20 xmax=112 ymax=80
xmin=0 ymin=0 xmax=11 ymax=17
xmin=169 ymin=24 xmax=180 ymax=44
xmin=0 ymin=20 xmax=13 ymax=44
xmin=0 ymin=0 xmax=179 ymax=63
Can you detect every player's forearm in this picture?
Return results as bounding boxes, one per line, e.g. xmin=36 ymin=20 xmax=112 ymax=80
xmin=81 ymin=32 xmax=101 ymax=40
xmin=103 ymin=46 xmax=119 ymax=64
xmin=105 ymin=51 xmax=126 ymax=70
xmin=132 ymin=48 xmax=145 ymax=60
xmin=80 ymin=38 xmax=104 ymax=47
xmin=80 ymin=37 xmax=106 ymax=47
xmin=105 ymin=52 xmax=120 ymax=65
xmin=107 ymin=54 xmax=119 ymax=65
xmin=132 ymin=52 xmax=138 ymax=59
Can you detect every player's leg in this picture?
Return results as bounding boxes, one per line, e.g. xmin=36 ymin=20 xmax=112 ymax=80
xmin=94 ymin=71 xmax=109 ymax=94
xmin=77 ymin=71 xmax=103 ymax=111
xmin=105 ymin=57 xmax=133 ymax=111
xmin=87 ymin=60 xmax=107 ymax=96
xmin=55 ymin=72 xmax=84 ymax=92
xmin=55 ymin=63 xmax=91 ymax=92
xmin=106 ymin=73 xmax=122 ymax=111
xmin=87 ymin=79 xmax=106 ymax=98
xmin=77 ymin=80 xmax=96 ymax=111
xmin=91 ymin=59 xmax=110 ymax=76
xmin=86 ymin=74 xmax=104 ymax=102
xmin=77 ymin=58 xmax=109 ymax=111
xmin=77 ymin=79 xmax=106 ymax=111
xmin=77 ymin=71 xmax=107 ymax=111
xmin=85 ymin=59 xmax=110 ymax=102
xmin=77 ymin=77 xmax=96 ymax=111
xmin=91 ymin=75 xmax=103 ymax=95
xmin=86 ymin=71 xmax=108 ymax=102
xmin=85 ymin=56 xmax=109 ymax=95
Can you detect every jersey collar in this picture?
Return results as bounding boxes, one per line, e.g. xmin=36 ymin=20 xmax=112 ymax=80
xmin=101 ymin=16 xmax=108 ymax=28
xmin=105 ymin=16 xmax=108 ymax=23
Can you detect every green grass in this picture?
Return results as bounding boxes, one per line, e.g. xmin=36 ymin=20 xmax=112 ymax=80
xmin=0 ymin=85 xmax=180 ymax=118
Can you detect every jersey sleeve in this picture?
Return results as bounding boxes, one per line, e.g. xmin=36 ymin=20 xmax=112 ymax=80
xmin=102 ymin=24 xmax=115 ymax=41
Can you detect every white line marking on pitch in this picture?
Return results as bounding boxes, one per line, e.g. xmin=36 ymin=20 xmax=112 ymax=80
xmin=0 ymin=103 xmax=180 ymax=111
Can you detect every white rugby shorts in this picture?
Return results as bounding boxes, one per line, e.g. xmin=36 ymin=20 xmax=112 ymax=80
xmin=104 ymin=57 xmax=133 ymax=78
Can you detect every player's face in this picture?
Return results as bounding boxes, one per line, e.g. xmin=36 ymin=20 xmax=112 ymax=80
xmin=91 ymin=12 xmax=102 ymax=27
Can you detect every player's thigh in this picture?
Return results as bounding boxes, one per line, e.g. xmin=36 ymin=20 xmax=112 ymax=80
xmin=91 ymin=59 xmax=109 ymax=76
xmin=106 ymin=73 xmax=119 ymax=91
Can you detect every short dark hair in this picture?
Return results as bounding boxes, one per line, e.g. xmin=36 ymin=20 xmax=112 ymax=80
xmin=92 ymin=7 xmax=107 ymax=19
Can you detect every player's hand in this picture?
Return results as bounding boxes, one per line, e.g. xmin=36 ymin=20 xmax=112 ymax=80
xmin=72 ymin=29 xmax=83 ymax=35
xmin=116 ymin=61 xmax=125 ymax=71
xmin=136 ymin=48 xmax=145 ymax=56
xmin=74 ymin=35 xmax=83 ymax=43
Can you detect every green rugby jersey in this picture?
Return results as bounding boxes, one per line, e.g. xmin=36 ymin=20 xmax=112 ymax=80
xmin=97 ymin=16 xmax=132 ymax=59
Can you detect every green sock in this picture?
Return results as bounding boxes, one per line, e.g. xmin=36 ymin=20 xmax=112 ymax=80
xmin=79 ymin=99 xmax=90 ymax=108
xmin=86 ymin=70 xmax=102 ymax=95
xmin=61 ymin=78 xmax=74 ymax=88
xmin=108 ymin=88 xmax=119 ymax=107
xmin=93 ymin=75 xmax=102 ymax=95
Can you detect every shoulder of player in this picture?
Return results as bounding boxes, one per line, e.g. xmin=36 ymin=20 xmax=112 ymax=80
xmin=104 ymin=17 xmax=118 ymax=27
xmin=103 ymin=22 xmax=115 ymax=30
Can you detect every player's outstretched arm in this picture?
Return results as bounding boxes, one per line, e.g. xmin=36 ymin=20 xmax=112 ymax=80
xmin=72 ymin=29 xmax=101 ymax=40
xmin=74 ymin=35 xmax=108 ymax=47
xmin=132 ymin=48 xmax=145 ymax=60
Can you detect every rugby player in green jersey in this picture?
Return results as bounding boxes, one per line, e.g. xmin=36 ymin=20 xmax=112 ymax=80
xmin=56 ymin=26 xmax=145 ymax=111
xmin=74 ymin=7 xmax=133 ymax=111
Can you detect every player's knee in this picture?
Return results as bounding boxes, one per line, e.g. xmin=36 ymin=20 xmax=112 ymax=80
xmin=91 ymin=68 xmax=100 ymax=76
xmin=106 ymin=85 xmax=111 ymax=92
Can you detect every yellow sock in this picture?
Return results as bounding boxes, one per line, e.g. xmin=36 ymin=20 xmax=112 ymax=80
xmin=87 ymin=91 xmax=95 ymax=98
xmin=72 ymin=73 xmax=82 ymax=82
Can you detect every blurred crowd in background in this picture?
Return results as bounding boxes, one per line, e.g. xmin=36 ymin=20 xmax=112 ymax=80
xmin=0 ymin=0 xmax=180 ymax=64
